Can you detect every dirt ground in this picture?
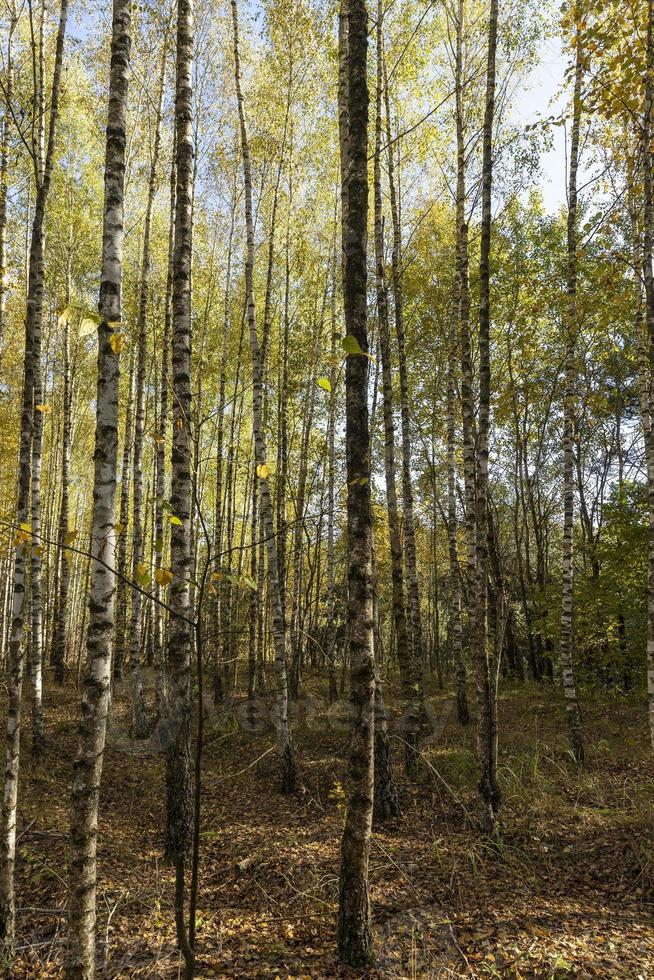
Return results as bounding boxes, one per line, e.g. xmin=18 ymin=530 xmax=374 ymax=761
xmin=8 ymin=674 xmax=654 ymax=978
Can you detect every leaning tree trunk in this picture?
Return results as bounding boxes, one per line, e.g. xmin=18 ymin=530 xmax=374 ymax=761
xmin=336 ymin=0 xmax=375 ymax=966
xmin=65 ymin=0 xmax=130 ymax=973
xmin=559 ymin=36 xmax=584 ymax=766
xmin=474 ymin=0 xmax=501 ymax=834
xmin=231 ymin=0 xmax=296 ymax=794
xmin=643 ymin=0 xmax=654 ymax=751
xmin=0 ymin=0 xmax=68 ymax=954
xmin=129 ymin=37 xmax=167 ymax=739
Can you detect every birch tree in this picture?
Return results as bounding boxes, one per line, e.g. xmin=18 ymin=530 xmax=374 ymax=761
xmin=231 ymin=0 xmax=297 ymax=794
xmin=337 ymin=0 xmax=375 ymax=964
xmin=473 ymin=0 xmax=501 ymax=834
xmin=65 ymin=0 xmax=131 ymax=971
xmin=641 ymin=0 xmax=654 ymax=753
xmin=0 ymin=0 xmax=68 ymax=953
xmin=559 ymin=23 xmax=585 ymax=765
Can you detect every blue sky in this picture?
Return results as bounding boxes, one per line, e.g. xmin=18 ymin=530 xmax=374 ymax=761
xmin=516 ymin=34 xmax=569 ymax=213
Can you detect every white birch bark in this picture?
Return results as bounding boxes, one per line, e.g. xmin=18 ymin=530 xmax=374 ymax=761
xmin=231 ymin=0 xmax=297 ymax=793
xmin=65 ymin=1 xmax=130 ymax=972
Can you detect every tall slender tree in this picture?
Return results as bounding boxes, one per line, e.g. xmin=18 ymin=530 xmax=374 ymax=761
xmin=337 ymin=0 xmax=375 ymax=964
xmin=642 ymin=0 xmax=654 ymax=752
xmin=51 ymin=307 xmax=72 ymax=685
xmin=65 ymin=0 xmax=131 ymax=972
xmin=128 ymin=32 xmax=168 ymax=738
xmin=0 ymin=0 xmax=68 ymax=953
xmin=231 ymin=0 xmax=297 ymax=793
xmin=473 ymin=0 xmax=501 ymax=834
xmin=0 ymin=4 xmax=16 ymax=373
xmin=165 ymin=0 xmax=194 ymax=927
xmin=449 ymin=0 xmax=470 ymax=727
xmin=559 ymin=24 xmax=585 ymax=765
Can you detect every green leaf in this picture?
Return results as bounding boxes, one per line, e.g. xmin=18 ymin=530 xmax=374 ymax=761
xmin=169 ymin=514 xmax=182 ymax=526
xmin=316 ymin=377 xmax=332 ymax=393
xmin=342 ymin=334 xmax=363 ymax=356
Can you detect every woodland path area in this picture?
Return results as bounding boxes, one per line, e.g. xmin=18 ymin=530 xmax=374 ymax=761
xmin=10 ymin=678 xmax=654 ymax=979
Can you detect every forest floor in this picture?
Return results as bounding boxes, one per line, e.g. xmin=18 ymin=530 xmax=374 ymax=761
xmin=8 ymin=672 xmax=654 ymax=979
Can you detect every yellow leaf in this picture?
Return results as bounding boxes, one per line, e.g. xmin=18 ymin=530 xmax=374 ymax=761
xmin=256 ymin=463 xmax=269 ymax=479
xmin=35 ymin=404 xmax=51 ymax=413
xmin=64 ymin=529 xmax=78 ymax=545
xmin=154 ymin=567 xmax=173 ymax=587
xmin=114 ymin=522 xmax=125 ymax=535
xmin=109 ymin=332 xmax=125 ymax=355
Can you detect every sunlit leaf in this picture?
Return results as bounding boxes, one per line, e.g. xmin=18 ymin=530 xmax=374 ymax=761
xmin=154 ymin=566 xmax=173 ymax=587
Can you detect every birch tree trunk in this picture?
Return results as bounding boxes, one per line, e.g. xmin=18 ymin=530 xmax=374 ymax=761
xmin=231 ymin=0 xmax=297 ymax=793
xmin=30 ymin=297 xmax=45 ymax=758
xmin=447 ymin=307 xmax=469 ymax=724
xmin=154 ymin=125 xmax=176 ymax=708
xmin=473 ymin=0 xmax=501 ymax=833
xmin=114 ymin=350 xmax=134 ymax=682
xmin=383 ymin=59 xmax=424 ymax=767
xmin=129 ymin=38 xmax=167 ymax=738
xmin=326 ymin=225 xmax=339 ymax=703
xmin=65 ymin=0 xmax=130 ymax=972
xmin=643 ymin=0 xmax=654 ymax=751
xmin=51 ymin=310 xmax=72 ymax=685
xmin=559 ymin=35 xmax=584 ymax=766
xmin=454 ymin=0 xmax=477 ymax=685
xmin=450 ymin=0 xmax=470 ymax=726
xmin=0 ymin=7 xmax=16 ymax=369
xmin=373 ymin=4 xmax=410 ymax=700
xmin=337 ymin=0 xmax=375 ymax=964
xmin=165 ymin=0 xmax=194 ymax=886
xmin=0 ymin=0 xmax=68 ymax=953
